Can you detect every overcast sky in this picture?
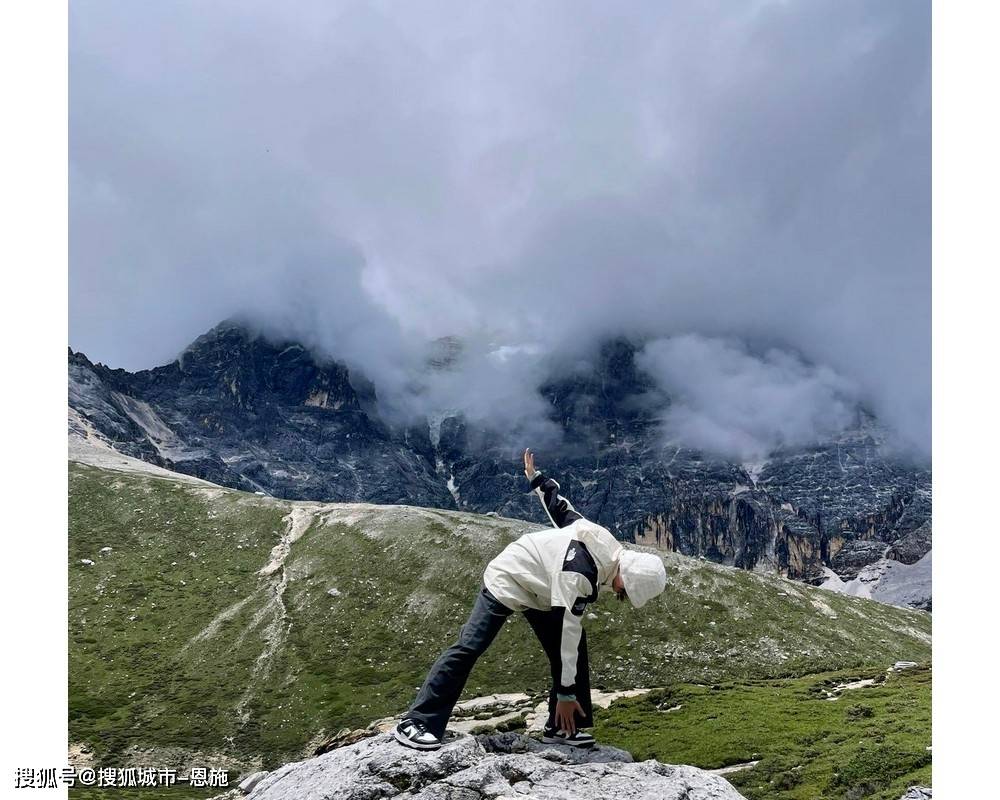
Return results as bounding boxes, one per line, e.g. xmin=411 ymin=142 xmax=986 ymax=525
xmin=70 ymin=0 xmax=930 ymax=460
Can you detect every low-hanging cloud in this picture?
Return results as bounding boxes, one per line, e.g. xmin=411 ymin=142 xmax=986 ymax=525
xmin=397 ymin=340 xmax=565 ymax=455
xmin=69 ymin=0 xmax=930 ymax=459
xmin=636 ymin=335 xmax=860 ymax=463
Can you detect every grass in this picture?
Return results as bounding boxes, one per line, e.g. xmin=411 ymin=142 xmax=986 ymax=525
xmin=69 ymin=461 xmax=931 ymax=791
xmin=592 ymin=665 xmax=931 ymax=800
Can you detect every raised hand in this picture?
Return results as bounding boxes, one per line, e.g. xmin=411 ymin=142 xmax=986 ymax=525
xmin=523 ymin=448 xmax=538 ymax=479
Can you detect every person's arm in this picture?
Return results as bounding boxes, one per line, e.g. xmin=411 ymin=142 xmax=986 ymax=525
xmin=578 ymin=521 xmax=623 ymax=566
xmin=523 ymin=448 xmax=584 ymax=529
xmin=551 ymin=571 xmax=591 ymax=733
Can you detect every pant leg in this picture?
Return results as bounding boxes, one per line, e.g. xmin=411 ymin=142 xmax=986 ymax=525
xmin=403 ymin=586 xmax=512 ymax=739
xmin=574 ymin=628 xmax=594 ymax=726
xmin=522 ymin=608 xmax=594 ymax=730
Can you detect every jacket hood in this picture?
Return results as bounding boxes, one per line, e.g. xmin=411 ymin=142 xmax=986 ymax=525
xmin=618 ymin=549 xmax=667 ymax=608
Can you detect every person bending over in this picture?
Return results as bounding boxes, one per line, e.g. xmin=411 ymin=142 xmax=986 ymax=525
xmin=395 ymin=448 xmax=667 ymax=750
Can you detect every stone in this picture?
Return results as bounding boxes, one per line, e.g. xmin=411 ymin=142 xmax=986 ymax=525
xmin=313 ymin=725 xmax=381 ymax=756
xmin=230 ymin=732 xmax=746 ymax=800
xmin=898 ymin=788 xmax=931 ymax=799
xmin=237 ymin=771 xmax=268 ymax=794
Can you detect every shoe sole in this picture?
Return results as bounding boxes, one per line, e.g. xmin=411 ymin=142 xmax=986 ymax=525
xmin=393 ymin=727 xmax=442 ymax=751
xmin=540 ymin=735 xmax=595 ymax=748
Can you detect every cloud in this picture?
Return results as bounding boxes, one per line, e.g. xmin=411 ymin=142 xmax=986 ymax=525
xmin=69 ymin=0 xmax=930 ymax=457
xmin=635 ymin=335 xmax=860 ymax=462
xmin=394 ymin=339 xmax=565 ymax=455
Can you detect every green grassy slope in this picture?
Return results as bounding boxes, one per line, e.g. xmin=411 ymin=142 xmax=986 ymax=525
xmin=593 ymin=665 xmax=931 ymax=800
xmin=69 ymin=461 xmax=930 ymax=775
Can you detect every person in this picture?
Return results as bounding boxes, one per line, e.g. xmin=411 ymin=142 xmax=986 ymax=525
xmin=394 ymin=448 xmax=667 ymax=750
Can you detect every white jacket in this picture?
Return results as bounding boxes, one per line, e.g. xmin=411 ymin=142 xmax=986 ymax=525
xmin=483 ymin=473 xmax=623 ymax=695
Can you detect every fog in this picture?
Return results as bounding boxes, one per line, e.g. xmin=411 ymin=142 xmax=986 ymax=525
xmin=636 ymin=335 xmax=860 ymax=462
xmin=70 ymin=0 xmax=930 ymax=460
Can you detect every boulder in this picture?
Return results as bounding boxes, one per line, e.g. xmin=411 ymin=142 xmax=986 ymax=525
xmin=226 ymin=731 xmax=746 ymax=800
xmin=237 ymin=771 xmax=268 ymax=794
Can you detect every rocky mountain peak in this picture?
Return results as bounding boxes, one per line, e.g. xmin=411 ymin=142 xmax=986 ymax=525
xmin=163 ymin=319 xmax=362 ymax=414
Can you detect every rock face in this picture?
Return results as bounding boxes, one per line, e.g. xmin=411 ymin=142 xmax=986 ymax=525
xmin=821 ymin=550 xmax=932 ymax=612
xmin=886 ymin=521 xmax=932 ymax=565
xmin=69 ymin=321 xmax=931 ymax=602
xmin=68 ymin=323 xmax=453 ymax=507
xmin=217 ymin=732 xmax=746 ymax=800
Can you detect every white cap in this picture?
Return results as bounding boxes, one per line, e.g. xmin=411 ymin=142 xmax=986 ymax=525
xmin=618 ymin=550 xmax=667 ymax=609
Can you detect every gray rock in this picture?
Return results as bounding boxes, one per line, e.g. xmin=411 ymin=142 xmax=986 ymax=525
xmin=477 ymin=732 xmax=633 ymax=764
xmin=239 ymin=732 xmax=746 ymax=800
xmin=238 ymin=771 xmax=268 ymax=794
xmin=898 ymin=787 xmax=931 ymax=800
xmin=886 ymin=520 xmax=932 ymax=565
xmin=830 ymin=540 xmax=888 ymax=581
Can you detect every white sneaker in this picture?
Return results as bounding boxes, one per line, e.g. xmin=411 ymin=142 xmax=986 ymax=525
xmin=394 ymin=719 xmax=442 ymax=751
xmin=541 ymin=726 xmax=596 ymax=748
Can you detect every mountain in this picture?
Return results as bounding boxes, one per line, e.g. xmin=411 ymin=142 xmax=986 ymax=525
xmin=68 ymin=320 xmax=931 ymax=604
xmin=68 ymin=449 xmax=930 ymax=780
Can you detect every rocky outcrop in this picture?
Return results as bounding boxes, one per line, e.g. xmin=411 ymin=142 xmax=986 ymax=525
xmin=314 ymin=690 xmax=662 ymax=756
xmin=69 ymin=321 xmax=931 ymax=602
xmin=898 ymin=788 xmax=931 ymax=800
xmin=830 ymin=540 xmax=889 ymax=581
xmin=887 ymin=521 xmax=932 ymax=565
xmin=211 ymin=732 xmax=746 ymax=800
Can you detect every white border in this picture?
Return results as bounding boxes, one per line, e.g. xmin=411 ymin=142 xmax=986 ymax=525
xmin=933 ymin=1 xmax=1000 ymax=798
xmin=3 ymin=2 xmax=998 ymax=797
xmin=0 ymin=1 xmax=69 ymax=797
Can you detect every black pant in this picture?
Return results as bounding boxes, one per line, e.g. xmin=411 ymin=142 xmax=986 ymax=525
xmin=403 ymin=585 xmax=593 ymax=739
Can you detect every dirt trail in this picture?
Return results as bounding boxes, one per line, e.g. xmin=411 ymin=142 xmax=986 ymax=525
xmin=260 ymin=506 xmax=322 ymax=576
xmin=710 ymin=760 xmax=760 ymax=776
xmin=180 ymin=595 xmax=257 ymax=655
